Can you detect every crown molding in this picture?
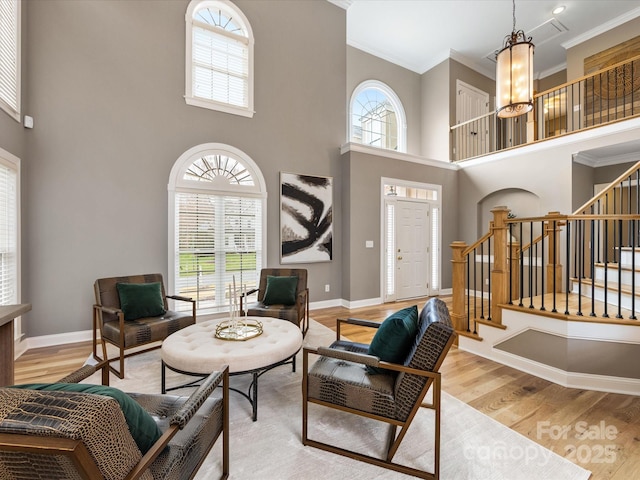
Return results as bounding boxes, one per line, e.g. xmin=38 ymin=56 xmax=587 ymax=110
xmin=562 ymin=6 xmax=640 ymax=50
xmin=327 ymin=0 xmax=353 ymax=10
xmin=447 ymin=49 xmax=495 ymax=80
xmin=573 ymin=150 xmax=640 ymax=168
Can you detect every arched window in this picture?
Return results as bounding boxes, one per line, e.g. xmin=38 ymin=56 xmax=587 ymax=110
xmin=168 ymin=144 xmax=266 ymax=316
xmin=185 ymin=0 xmax=254 ymax=117
xmin=349 ymin=80 xmax=406 ymax=152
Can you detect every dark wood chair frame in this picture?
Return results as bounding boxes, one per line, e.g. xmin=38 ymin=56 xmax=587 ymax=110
xmin=302 ymin=316 xmax=455 ymax=480
xmin=0 ymin=360 xmax=229 ymax=480
xmin=240 ymin=268 xmax=310 ymax=336
xmin=92 ymin=274 xmax=196 ymax=379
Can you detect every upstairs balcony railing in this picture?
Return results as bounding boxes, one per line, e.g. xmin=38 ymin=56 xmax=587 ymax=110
xmin=451 ymin=54 xmax=640 ymax=162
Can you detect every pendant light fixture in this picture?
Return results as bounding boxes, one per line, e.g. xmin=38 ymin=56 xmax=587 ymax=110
xmin=495 ymin=0 xmax=534 ymax=118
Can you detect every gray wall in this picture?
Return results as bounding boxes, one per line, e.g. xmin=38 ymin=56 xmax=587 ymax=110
xmin=571 ymin=162 xmax=595 ymax=213
xmin=342 ymin=150 xmax=458 ymax=300
xmin=347 ymin=47 xmax=422 ymax=156
xmin=17 ymin=0 xmax=345 ymax=337
xmin=421 ymin=60 xmax=450 ymax=161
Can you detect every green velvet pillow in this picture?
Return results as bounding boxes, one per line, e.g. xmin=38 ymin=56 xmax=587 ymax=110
xmin=10 ymin=383 xmax=162 ymax=454
xmin=367 ymin=305 xmax=419 ymax=374
xmin=116 ymin=282 xmax=166 ymax=321
xmin=262 ymin=275 xmax=298 ymax=305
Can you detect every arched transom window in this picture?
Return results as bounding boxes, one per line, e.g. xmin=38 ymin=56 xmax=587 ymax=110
xmin=350 ymin=80 xmax=406 ymax=152
xmin=168 ymin=144 xmax=266 ymax=316
xmin=185 ymin=0 xmax=254 ymax=117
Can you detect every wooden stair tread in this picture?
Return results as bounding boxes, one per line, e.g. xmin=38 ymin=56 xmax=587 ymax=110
xmin=572 ymin=277 xmax=640 ymax=295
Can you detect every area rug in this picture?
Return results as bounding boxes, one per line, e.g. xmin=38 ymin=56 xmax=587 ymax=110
xmin=86 ymin=320 xmax=591 ymax=480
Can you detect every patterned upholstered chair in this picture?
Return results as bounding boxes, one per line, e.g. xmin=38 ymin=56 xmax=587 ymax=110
xmin=93 ymin=273 xmax=196 ymax=379
xmin=240 ymin=268 xmax=309 ymax=335
xmin=302 ymin=298 xmax=456 ymax=479
xmin=0 ymin=362 xmax=229 ymax=480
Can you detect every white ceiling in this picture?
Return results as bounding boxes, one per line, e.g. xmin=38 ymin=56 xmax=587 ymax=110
xmin=339 ymin=0 xmax=640 ymax=78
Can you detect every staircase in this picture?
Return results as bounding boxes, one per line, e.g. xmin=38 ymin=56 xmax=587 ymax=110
xmin=451 ymin=162 xmax=640 ymax=395
xmin=573 ymin=247 xmax=640 ymax=316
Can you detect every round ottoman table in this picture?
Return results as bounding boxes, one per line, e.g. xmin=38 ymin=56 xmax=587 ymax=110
xmin=161 ymin=316 xmax=303 ymax=421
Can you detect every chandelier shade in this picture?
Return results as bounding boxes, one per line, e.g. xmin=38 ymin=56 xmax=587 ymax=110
xmin=495 ymin=0 xmax=534 ymax=119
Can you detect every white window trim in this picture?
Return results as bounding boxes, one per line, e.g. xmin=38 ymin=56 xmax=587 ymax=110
xmin=184 ymin=0 xmax=255 ymax=118
xmin=349 ymin=80 xmax=407 ymax=153
xmin=167 ymin=143 xmax=267 ymax=317
xmin=0 ymin=0 xmax=21 ymax=122
xmin=0 ymin=146 xmax=21 ymax=338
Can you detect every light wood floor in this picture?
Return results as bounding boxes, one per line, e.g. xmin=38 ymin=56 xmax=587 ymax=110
xmin=14 ymin=296 xmax=640 ymax=479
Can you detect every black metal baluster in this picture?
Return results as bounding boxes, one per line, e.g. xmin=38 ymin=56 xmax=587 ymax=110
xmin=603 ymin=219 xmax=609 ymax=318
xmin=613 ymin=187 xmax=618 ymax=263
xmin=632 ymin=219 xmax=637 ymax=320
xmin=540 ymin=221 xmax=545 ymax=311
xmin=519 ymin=222 xmax=524 ymax=307
xmin=508 ymin=224 xmax=513 ymax=306
xmin=488 ymin=235 xmax=492 ymax=321
xmin=472 ymin=253 xmax=477 ymax=334
xmin=590 ymin=218 xmax=596 ymax=317
xmin=617 ymin=219 xmax=623 ymax=319
xmin=529 ymin=221 xmax=534 ymax=308
xmin=577 ymin=219 xmax=583 ymax=316
xmin=466 ymin=252 xmax=471 ymax=332
xmin=552 ymin=220 xmax=557 ymax=313
xmin=480 ymin=242 xmax=484 ymax=319
xmin=565 ymin=221 xmax=571 ymax=315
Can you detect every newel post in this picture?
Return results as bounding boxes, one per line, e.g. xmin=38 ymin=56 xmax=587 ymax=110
xmin=545 ymin=212 xmax=564 ymax=294
xmin=450 ymin=241 xmax=468 ymax=332
xmin=491 ymin=206 xmax=510 ymax=325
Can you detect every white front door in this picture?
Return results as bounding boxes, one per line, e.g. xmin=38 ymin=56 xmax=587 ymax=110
xmin=395 ymin=200 xmax=430 ymax=300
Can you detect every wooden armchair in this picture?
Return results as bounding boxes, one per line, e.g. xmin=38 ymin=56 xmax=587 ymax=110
xmin=240 ymin=268 xmax=309 ymax=335
xmin=0 ymin=362 xmax=229 ymax=480
xmin=93 ymin=273 xmax=196 ymax=379
xmin=302 ymin=298 xmax=456 ymax=479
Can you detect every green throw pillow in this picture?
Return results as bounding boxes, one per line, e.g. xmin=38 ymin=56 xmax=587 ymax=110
xmin=262 ymin=275 xmax=298 ymax=305
xmin=116 ymin=282 xmax=166 ymax=321
xmin=10 ymin=383 xmax=162 ymax=454
xmin=367 ymin=305 xmax=419 ymax=374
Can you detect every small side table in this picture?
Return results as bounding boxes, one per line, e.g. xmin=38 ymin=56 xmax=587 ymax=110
xmin=0 ymin=303 xmax=32 ymax=386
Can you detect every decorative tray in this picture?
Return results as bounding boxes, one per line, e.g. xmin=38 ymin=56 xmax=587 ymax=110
xmin=215 ymin=318 xmax=263 ymax=341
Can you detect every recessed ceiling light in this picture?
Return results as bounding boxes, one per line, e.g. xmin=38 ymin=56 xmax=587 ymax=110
xmin=552 ymin=5 xmax=566 ymax=15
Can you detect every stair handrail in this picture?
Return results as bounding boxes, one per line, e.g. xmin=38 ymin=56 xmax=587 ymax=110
xmin=574 ymin=160 xmax=640 ymax=215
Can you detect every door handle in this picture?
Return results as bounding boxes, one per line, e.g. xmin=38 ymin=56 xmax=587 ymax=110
xmin=397 ymin=256 xmax=403 ymax=260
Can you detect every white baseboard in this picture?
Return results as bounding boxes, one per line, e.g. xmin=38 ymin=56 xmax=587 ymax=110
xmin=15 ymin=329 xmax=94 ymax=359
xmin=458 ymin=308 xmax=640 ymax=396
xmin=342 ymin=297 xmax=383 ymax=309
xmin=309 ymin=299 xmax=343 ymax=310
xmin=16 ymin=294 xmax=443 ymax=357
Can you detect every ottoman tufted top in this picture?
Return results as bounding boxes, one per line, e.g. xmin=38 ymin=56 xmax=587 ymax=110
xmin=161 ymin=316 xmax=303 ymax=374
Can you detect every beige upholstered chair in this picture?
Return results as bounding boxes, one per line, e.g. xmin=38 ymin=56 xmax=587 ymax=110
xmin=240 ymin=268 xmax=309 ymax=335
xmin=302 ymin=298 xmax=456 ymax=479
xmin=0 ymin=362 xmax=229 ymax=480
xmin=93 ymin=273 xmax=196 ymax=379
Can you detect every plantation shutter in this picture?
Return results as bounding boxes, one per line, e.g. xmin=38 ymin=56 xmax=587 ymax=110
xmin=176 ymin=192 xmax=261 ymax=315
xmin=385 ymin=202 xmax=395 ymax=298
xmin=431 ymin=206 xmax=440 ymax=291
xmin=0 ymin=0 xmax=20 ymax=119
xmin=192 ymin=22 xmax=248 ymax=108
xmin=0 ymin=159 xmax=17 ymax=306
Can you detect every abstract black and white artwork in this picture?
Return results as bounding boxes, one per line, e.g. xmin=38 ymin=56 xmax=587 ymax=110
xmin=280 ymin=173 xmax=333 ymax=263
